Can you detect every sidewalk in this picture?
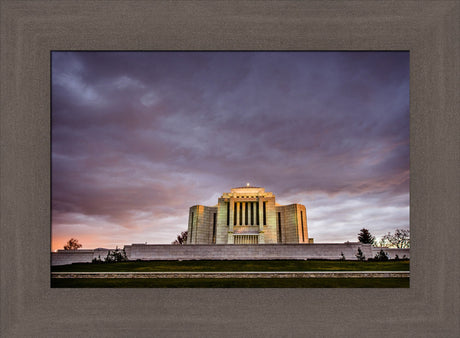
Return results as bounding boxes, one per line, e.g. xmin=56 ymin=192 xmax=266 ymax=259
xmin=52 ymin=271 xmax=410 ymax=279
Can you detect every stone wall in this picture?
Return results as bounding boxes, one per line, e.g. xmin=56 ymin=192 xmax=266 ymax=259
xmin=51 ymin=243 xmax=375 ymax=265
xmin=51 ymin=248 xmax=111 ymax=266
xmin=126 ymin=243 xmax=373 ymax=261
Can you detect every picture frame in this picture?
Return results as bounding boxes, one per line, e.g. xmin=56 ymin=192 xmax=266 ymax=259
xmin=1 ymin=1 xmax=458 ymax=336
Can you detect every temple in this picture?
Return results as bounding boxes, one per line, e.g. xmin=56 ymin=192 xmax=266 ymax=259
xmin=52 ymin=184 xmax=411 ymax=266
xmin=187 ymin=184 xmax=309 ymax=244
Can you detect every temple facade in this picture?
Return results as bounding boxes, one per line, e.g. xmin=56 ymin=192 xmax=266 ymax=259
xmin=187 ymin=185 xmax=309 ymax=244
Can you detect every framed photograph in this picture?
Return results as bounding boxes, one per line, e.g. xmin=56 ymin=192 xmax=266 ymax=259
xmin=1 ymin=1 xmax=458 ymax=336
xmin=50 ymin=50 xmax=410 ymax=289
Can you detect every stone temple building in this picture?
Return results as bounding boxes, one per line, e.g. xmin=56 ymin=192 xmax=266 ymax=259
xmin=187 ymin=185 xmax=308 ymax=244
xmin=52 ymin=186 xmax=410 ymax=266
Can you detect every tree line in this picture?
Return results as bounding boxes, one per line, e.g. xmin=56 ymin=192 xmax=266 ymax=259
xmin=62 ymin=227 xmax=409 ymax=251
xmin=357 ymin=227 xmax=410 ymax=248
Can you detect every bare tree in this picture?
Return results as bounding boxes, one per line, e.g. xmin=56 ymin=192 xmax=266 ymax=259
xmin=63 ymin=238 xmax=82 ymax=250
xmin=172 ymin=231 xmax=188 ymax=245
xmin=381 ymin=228 xmax=410 ymax=248
xmin=374 ymin=238 xmax=389 ymax=247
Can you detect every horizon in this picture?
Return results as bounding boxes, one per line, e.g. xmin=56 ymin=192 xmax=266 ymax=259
xmin=51 ymin=51 xmax=409 ymax=251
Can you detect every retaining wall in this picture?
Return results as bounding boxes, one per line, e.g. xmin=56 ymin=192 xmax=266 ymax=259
xmin=51 ymin=243 xmax=375 ymax=266
xmin=126 ymin=243 xmax=373 ymax=261
xmin=51 ymin=248 xmax=111 ymax=266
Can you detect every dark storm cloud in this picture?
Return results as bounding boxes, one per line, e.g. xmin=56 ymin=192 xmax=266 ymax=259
xmin=52 ymin=51 xmax=409 ymax=249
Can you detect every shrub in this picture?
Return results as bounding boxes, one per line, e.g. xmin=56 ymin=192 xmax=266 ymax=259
xmin=92 ymin=255 xmax=104 ymax=264
xmin=374 ymin=249 xmax=389 ymax=261
xmin=104 ymin=247 xmax=128 ymax=263
xmin=355 ymin=248 xmax=366 ymax=261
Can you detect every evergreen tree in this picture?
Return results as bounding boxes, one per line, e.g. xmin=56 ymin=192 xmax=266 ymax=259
xmin=172 ymin=231 xmax=188 ymax=245
xmin=357 ymin=228 xmax=375 ymax=244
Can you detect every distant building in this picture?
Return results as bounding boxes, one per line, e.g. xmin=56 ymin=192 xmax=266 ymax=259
xmin=187 ymin=185 xmax=308 ymax=244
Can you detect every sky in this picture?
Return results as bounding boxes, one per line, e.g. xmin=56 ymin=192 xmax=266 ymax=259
xmin=51 ymin=51 xmax=409 ymax=251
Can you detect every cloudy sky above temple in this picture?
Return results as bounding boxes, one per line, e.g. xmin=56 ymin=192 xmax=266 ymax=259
xmin=51 ymin=51 xmax=409 ymax=250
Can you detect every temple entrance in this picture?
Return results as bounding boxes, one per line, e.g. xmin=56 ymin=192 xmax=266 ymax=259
xmin=234 ymin=235 xmax=259 ymax=244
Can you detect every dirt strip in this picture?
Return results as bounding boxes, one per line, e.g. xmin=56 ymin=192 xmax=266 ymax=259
xmin=52 ymin=271 xmax=410 ymax=279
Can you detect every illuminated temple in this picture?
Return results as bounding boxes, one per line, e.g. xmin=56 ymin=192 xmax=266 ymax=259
xmin=52 ymin=187 xmax=413 ymax=267
xmin=187 ymin=185 xmax=309 ymax=244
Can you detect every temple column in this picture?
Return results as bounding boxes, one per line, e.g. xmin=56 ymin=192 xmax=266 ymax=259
xmin=246 ymin=202 xmax=249 ymax=225
xmin=258 ymin=199 xmax=264 ymax=230
xmin=236 ymin=202 xmax=240 ymax=226
xmin=245 ymin=202 xmax=248 ymax=225
xmin=255 ymin=202 xmax=258 ymax=225
xmin=242 ymin=202 xmax=246 ymax=225
xmin=228 ymin=198 xmax=234 ymax=231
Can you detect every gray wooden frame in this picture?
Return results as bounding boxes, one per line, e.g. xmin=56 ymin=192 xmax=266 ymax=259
xmin=1 ymin=1 xmax=459 ymax=336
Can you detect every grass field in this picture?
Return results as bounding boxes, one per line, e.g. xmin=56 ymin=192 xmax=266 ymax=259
xmin=51 ymin=260 xmax=409 ymax=288
xmin=52 ymin=259 xmax=409 ymax=272
xmin=51 ymin=277 xmax=409 ymax=288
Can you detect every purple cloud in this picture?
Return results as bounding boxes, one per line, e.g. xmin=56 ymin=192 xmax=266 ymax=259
xmin=52 ymin=51 xmax=409 ymax=250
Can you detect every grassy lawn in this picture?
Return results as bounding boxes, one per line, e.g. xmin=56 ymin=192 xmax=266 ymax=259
xmin=51 ymin=277 xmax=409 ymax=288
xmin=52 ymin=259 xmax=409 ymax=272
